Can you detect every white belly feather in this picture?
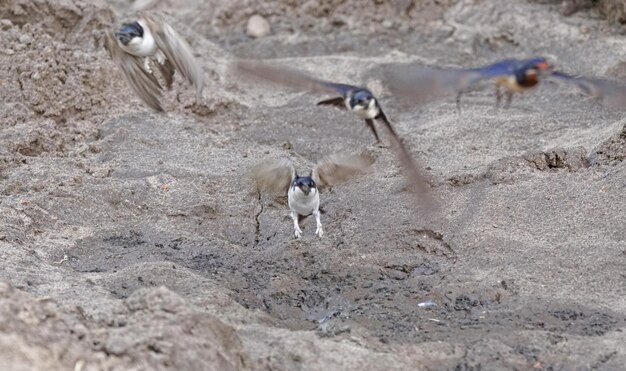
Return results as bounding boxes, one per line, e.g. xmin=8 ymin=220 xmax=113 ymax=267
xmin=288 ymin=187 xmax=319 ymax=216
xmin=351 ymin=99 xmax=380 ymax=119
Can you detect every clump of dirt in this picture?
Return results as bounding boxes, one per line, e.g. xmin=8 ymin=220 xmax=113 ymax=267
xmin=0 ymin=281 xmax=248 ymax=370
xmin=536 ymin=0 xmax=626 ymax=23
xmin=597 ymin=0 xmax=626 ymax=23
xmin=592 ymin=123 xmax=626 ymax=165
xmin=447 ymin=146 xmax=590 ymax=186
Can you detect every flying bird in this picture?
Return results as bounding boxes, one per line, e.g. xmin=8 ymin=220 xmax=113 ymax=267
xmin=104 ymin=12 xmax=204 ymax=111
xmin=233 ymin=60 xmax=434 ymax=203
xmin=250 ymin=153 xmax=374 ymax=239
xmin=384 ymin=57 xmax=626 ymax=110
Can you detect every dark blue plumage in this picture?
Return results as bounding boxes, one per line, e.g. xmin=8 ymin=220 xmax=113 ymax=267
xmin=114 ymin=21 xmax=144 ymax=45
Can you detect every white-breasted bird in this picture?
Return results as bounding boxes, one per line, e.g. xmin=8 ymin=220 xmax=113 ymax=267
xmin=104 ymin=12 xmax=204 ymax=111
xmin=251 ymin=153 xmax=374 ymax=239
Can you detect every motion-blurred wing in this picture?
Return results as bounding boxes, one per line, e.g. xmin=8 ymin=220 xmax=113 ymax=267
xmin=376 ymin=111 xmax=435 ymax=208
xmin=312 ymin=152 xmax=374 ymax=189
xmin=233 ymin=60 xmax=358 ymax=96
xmin=550 ymin=71 xmax=626 ymax=108
xmin=384 ymin=65 xmax=482 ymax=105
xmin=104 ymin=31 xmax=164 ymax=111
xmin=474 ymin=59 xmax=521 ymax=79
xmin=142 ymin=12 xmax=204 ymax=98
xmin=250 ymin=158 xmax=295 ymax=195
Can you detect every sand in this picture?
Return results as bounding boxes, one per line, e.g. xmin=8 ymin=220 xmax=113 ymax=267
xmin=0 ymin=0 xmax=625 ymax=369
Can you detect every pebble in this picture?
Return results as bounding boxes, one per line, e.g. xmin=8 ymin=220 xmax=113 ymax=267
xmin=0 ymin=19 xmax=13 ymax=30
xmin=247 ymin=14 xmax=271 ymax=38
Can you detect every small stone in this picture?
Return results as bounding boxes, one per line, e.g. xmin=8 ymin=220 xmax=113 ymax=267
xmin=19 ymin=34 xmax=32 ymax=44
xmin=246 ymin=14 xmax=271 ymax=38
xmin=0 ymin=19 xmax=13 ymax=30
xmin=580 ymin=25 xmax=589 ymax=34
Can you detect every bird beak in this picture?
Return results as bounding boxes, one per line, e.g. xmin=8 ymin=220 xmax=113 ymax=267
xmin=536 ymin=61 xmax=550 ymax=71
xmin=300 ymin=185 xmax=310 ymax=194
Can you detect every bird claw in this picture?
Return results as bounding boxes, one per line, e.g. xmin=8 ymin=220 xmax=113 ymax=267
xmin=316 ymin=226 xmax=324 ymax=238
xmin=294 ymin=228 xmax=303 ymax=239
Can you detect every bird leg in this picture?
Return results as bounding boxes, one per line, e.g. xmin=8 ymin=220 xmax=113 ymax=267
xmin=504 ymin=91 xmax=513 ymax=108
xmin=495 ymin=85 xmax=502 ymax=108
xmin=291 ymin=211 xmax=303 ymax=239
xmin=313 ymin=209 xmax=323 ymax=238
xmin=455 ymin=91 xmax=463 ymax=113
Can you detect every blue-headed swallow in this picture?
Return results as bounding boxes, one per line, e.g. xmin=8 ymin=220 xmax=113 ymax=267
xmin=105 ymin=12 xmax=204 ymax=111
xmin=251 ymin=153 xmax=374 ymax=239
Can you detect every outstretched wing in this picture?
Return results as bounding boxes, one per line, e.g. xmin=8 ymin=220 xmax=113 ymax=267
xmin=104 ymin=31 xmax=164 ymax=111
xmin=384 ymin=65 xmax=482 ymax=105
xmin=384 ymin=60 xmax=524 ymax=104
xmin=233 ymin=60 xmax=360 ymax=96
xmin=141 ymin=12 xmax=204 ymax=99
xmin=312 ymin=152 xmax=374 ymax=189
xmin=250 ymin=158 xmax=295 ymax=195
xmin=550 ymin=71 xmax=626 ymax=108
xmin=376 ymin=110 xmax=435 ymax=207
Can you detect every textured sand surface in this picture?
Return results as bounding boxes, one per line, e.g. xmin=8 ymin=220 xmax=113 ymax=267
xmin=0 ymin=0 xmax=625 ymax=369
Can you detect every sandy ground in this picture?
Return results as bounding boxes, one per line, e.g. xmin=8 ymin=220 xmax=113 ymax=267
xmin=0 ymin=0 xmax=625 ymax=369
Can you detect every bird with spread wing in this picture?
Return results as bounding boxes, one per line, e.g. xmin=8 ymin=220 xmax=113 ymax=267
xmin=251 ymin=153 xmax=374 ymax=239
xmin=234 ymin=60 xmax=435 ymax=207
xmin=384 ymin=57 xmax=626 ymax=111
xmin=105 ymin=12 xmax=204 ymax=111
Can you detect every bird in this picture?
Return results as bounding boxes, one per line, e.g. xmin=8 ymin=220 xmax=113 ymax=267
xmin=384 ymin=56 xmax=626 ymax=111
xmin=104 ymin=12 xmax=204 ymax=111
xmin=233 ymin=60 xmax=434 ymax=203
xmin=250 ymin=153 xmax=374 ymax=239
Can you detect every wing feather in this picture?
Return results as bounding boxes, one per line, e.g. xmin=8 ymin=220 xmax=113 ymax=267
xmin=250 ymin=158 xmax=295 ymax=195
xmin=550 ymin=71 xmax=626 ymax=108
xmin=312 ymin=152 xmax=374 ymax=189
xmin=384 ymin=65 xmax=482 ymax=105
xmin=376 ymin=111 xmax=436 ymax=209
xmin=141 ymin=12 xmax=204 ymax=99
xmin=104 ymin=31 xmax=164 ymax=111
xmin=233 ymin=60 xmax=357 ymax=96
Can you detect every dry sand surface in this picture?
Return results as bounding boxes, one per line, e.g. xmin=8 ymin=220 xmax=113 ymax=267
xmin=1 ymin=0 xmax=626 ymax=369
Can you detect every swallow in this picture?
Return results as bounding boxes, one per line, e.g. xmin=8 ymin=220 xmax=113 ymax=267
xmin=384 ymin=57 xmax=626 ymax=110
xmin=233 ymin=60 xmax=434 ymax=202
xmin=250 ymin=153 xmax=374 ymax=239
xmin=104 ymin=12 xmax=204 ymax=111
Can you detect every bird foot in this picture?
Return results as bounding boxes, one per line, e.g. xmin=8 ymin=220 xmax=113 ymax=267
xmin=294 ymin=228 xmax=303 ymax=239
xmin=316 ymin=226 xmax=324 ymax=238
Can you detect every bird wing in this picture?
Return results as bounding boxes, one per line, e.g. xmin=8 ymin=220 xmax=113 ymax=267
xmin=376 ymin=110 xmax=436 ymax=208
xmin=312 ymin=152 xmax=374 ymax=190
xmin=384 ymin=65 xmax=482 ymax=105
xmin=384 ymin=60 xmax=526 ymax=105
xmin=233 ymin=60 xmax=360 ymax=96
xmin=141 ymin=12 xmax=204 ymax=99
xmin=549 ymin=71 xmax=626 ymax=108
xmin=250 ymin=158 xmax=296 ymax=195
xmin=104 ymin=31 xmax=164 ymax=111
